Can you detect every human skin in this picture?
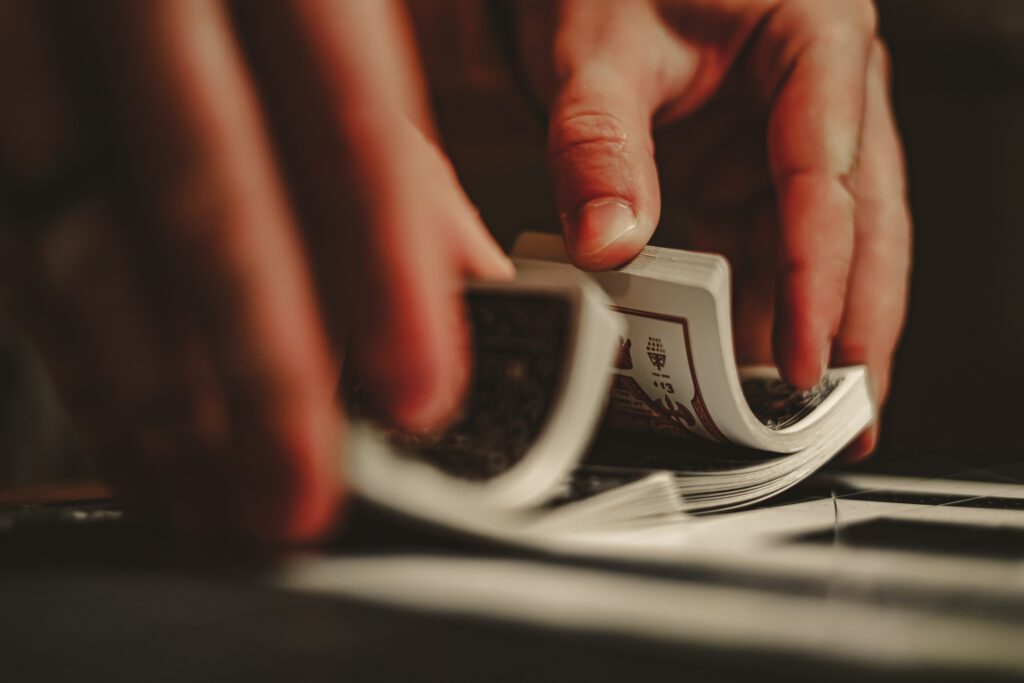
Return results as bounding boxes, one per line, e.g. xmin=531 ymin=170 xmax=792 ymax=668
xmin=0 ymin=0 xmax=512 ymax=540
xmin=0 ymin=0 xmax=909 ymax=540
xmin=515 ymin=0 xmax=912 ymax=459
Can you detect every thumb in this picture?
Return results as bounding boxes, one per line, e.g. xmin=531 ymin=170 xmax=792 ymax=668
xmin=548 ymin=71 xmax=660 ymax=270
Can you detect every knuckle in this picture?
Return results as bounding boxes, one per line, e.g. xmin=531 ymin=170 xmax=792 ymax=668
xmin=853 ymin=0 xmax=879 ymax=36
xmin=872 ymin=36 xmax=890 ymax=62
xmin=833 ymin=339 xmax=870 ymax=363
xmin=810 ymin=23 xmax=871 ymax=56
xmin=785 ymin=0 xmax=877 ymax=49
xmin=549 ymin=111 xmax=631 ymax=159
xmin=871 ymin=36 xmax=893 ymax=81
xmin=159 ymin=166 xmax=226 ymax=238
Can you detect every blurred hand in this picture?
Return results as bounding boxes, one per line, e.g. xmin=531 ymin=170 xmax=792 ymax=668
xmin=516 ymin=0 xmax=911 ymax=458
xmin=0 ymin=0 xmax=511 ymax=540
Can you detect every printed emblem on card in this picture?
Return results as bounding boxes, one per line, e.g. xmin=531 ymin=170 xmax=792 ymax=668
xmin=646 ymin=337 xmax=667 ymax=371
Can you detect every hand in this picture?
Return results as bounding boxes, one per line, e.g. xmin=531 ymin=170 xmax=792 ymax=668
xmin=516 ymin=0 xmax=911 ymax=458
xmin=0 ymin=0 xmax=511 ymax=539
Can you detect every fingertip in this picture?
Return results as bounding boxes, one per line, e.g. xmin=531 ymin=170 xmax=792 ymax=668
xmin=352 ymin=292 xmax=470 ymax=434
xmin=841 ymin=424 xmax=879 ymax=463
xmin=475 ymin=248 xmax=516 ymax=283
xmin=381 ymin=363 xmax=465 ymax=434
xmin=563 ymin=197 xmax=648 ymax=270
xmin=233 ymin=408 xmax=345 ymax=543
xmin=276 ymin=485 xmax=344 ymax=543
xmin=240 ymin=470 xmax=340 ymax=544
xmin=459 ymin=221 xmax=517 ymax=282
xmin=493 ymin=253 xmax=517 ymax=281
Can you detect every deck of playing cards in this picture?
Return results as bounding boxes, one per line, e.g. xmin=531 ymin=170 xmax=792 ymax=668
xmin=345 ymin=232 xmax=874 ymax=547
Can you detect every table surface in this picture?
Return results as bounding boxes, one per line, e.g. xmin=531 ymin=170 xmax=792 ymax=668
xmin=4 ymin=466 xmax=1024 ymax=683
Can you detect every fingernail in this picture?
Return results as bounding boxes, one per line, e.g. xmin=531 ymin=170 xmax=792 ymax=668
xmin=571 ymin=198 xmax=638 ymax=257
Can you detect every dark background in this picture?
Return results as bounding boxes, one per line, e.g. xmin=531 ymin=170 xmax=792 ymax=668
xmin=878 ymin=0 xmax=1024 ymax=471
xmin=1 ymin=0 xmax=1022 ymax=488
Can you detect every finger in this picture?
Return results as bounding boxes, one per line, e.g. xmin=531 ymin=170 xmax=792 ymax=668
xmin=540 ymin=0 xmax=672 ymax=270
xmin=452 ymin=201 xmax=516 ymax=282
xmin=235 ymin=0 xmax=515 ymax=288
xmin=752 ymin=0 xmax=878 ymax=388
xmin=82 ymin=0 xmax=342 ymax=540
xmin=236 ymin=0 xmax=512 ymax=432
xmin=548 ymin=71 xmax=659 ymax=270
xmin=833 ymin=40 xmax=912 ymax=461
xmin=0 ymin=2 xmax=231 ymax=534
xmin=347 ymin=127 xmax=478 ymax=432
xmin=346 ymin=135 xmax=512 ymax=430
xmin=843 ymin=424 xmax=879 ymax=464
xmin=0 ymin=202 xmax=233 ymax=535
